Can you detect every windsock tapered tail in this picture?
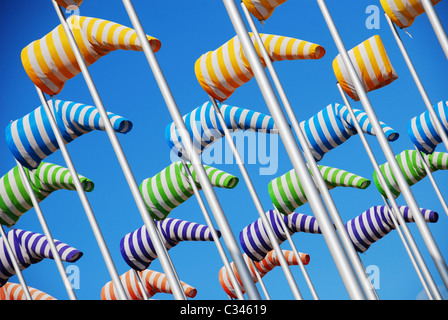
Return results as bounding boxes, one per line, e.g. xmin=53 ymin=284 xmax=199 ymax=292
xmin=21 ymin=15 xmax=161 ymax=96
xmin=219 ymin=250 xmax=309 ymax=299
xmin=300 ymin=103 xmax=399 ymax=161
xmin=0 ymin=282 xmax=57 ymax=300
xmin=101 ymin=269 xmax=197 ymax=300
xmin=0 ymin=162 xmax=94 ymax=227
xmin=242 ymin=0 xmax=287 ymax=21
xmin=55 ymin=0 xmax=83 ymax=8
xmin=166 ymin=101 xmax=277 ymax=159
xmin=139 ymin=161 xmax=238 ymax=220
xmin=120 ymin=217 xmax=221 ymax=271
xmin=195 ymin=33 xmax=325 ymax=102
xmin=269 ymin=165 xmax=371 ymax=215
xmin=380 ymin=0 xmax=442 ymax=28
xmin=6 ymin=99 xmax=132 ymax=170
xmin=333 ymin=35 xmax=398 ymax=101
xmin=0 ymin=229 xmax=83 ymax=287
xmin=373 ymin=150 xmax=448 ymax=198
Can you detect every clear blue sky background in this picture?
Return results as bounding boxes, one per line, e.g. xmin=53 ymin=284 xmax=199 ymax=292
xmin=0 ymin=0 xmax=447 ymax=300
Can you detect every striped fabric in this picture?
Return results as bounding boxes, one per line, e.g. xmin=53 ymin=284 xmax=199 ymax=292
xmin=140 ymin=161 xmax=238 ymax=220
xmin=333 ymin=35 xmax=398 ymax=101
xmin=240 ymin=210 xmax=321 ymax=261
xmin=195 ymin=33 xmax=325 ymax=102
xmin=21 ymin=15 xmax=161 ymax=96
xmin=300 ymin=103 xmax=399 ymax=161
xmin=55 ymin=0 xmax=83 ymax=8
xmin=166 ymin=101 xmax=277 ymax=159
xmin=101 ymin=269 xmax=197 ymax=300
xmin=408 ymin=100 xmax=448 ymax=154
xmin=6 ymin=99 xmax=132 ymax=170
xmin=120 ymin=217 xmax=220 ymax=271
xmin=0 ymin=282 xmax=56 ymax=300
xmin=242 ymin=0 xmax=287 ymax=21
xmin=0 ymin=228 xmax=83 ymax=287
xmin=0 ymin=162 xmax=94 ymax=227
xmin=381 ymin=0 xmax=442 ymax=28
xmin=373 ymin=150 xmax=448 ymax=198
xmin=219 ymin=250 xmax=309 ymax=299
xmin=346 ymin=205 xmax=438 ymax=253
xmin=269 ymin=165 xmax=371 ymax=215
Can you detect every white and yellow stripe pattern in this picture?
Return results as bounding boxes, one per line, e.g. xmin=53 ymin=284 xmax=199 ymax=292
xmin=333 ymin=35 xmax=398 ymax=101
xmin=195 ymin=33 xmax=325 ymax=101
xmin=242 ymin=0 xmax=288 ymax=21
xmin=381 ymin=0 xmax=442 ymax=28
xmin=21 ymin=15 xmax=161 ymax=96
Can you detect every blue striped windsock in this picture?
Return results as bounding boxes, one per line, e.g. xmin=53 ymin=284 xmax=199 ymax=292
xmin=165 ymin=101 xmax=277 ymax=159
xmin=0 ymin=228 xmax=83 ymax=287
xmin=239 ymin=210 xmax=321 ymax=261
xmin=6 ymin=99 xmax=132 ymax=170
xmin=140 ymin=161 xmax=238 ymax=220
xmin=408 ymin=100 xmax=448 ymax=154
xmin=0 ymin=161 xmax=94 ymax=227
xmin=269 ymin=165 xmax=371 ymax=215
xmin=346 ymin=205 xmax=438 ymax=253
xmin=120 ymin=217 xmax=221 ymax=271
xmin=300 ymin=103 xmax=399 ymax=161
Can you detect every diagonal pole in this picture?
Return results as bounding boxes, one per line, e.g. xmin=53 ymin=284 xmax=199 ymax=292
xmin=421 ymin=0 xmax=448 ymax=61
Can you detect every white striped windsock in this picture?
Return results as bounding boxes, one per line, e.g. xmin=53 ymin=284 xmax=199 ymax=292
xmin=0 ymin=282 xmax=57 ymax=300
xmin=242 ymin=0 xmax=287 ymax=21
xmin=380 ymin=0 xmax=443 ymax=28
xmin=55 ymin=0 xmax=83 ymax=8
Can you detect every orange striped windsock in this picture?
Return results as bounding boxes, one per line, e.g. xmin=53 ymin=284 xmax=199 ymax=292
xmin=195 ymin=33 xmax=325 ymax=102
xmin=242 ymin=0 xmax=287 ymax=21
xmin=21 ymin=15 xmax=161 ymax=96
xmin=55 ymin=0 xmax=83 ymax=8
xmin=0 ymin=282 xmax=56 ymax=300
xmin=380 ymin=0 xmax=443 ymax=28
xmin=333 ymin=35 xmax=398 ymax=101
xmin=101 ymin=269 xmax=197 ymax=300
xmin=219 ymin=250 xmax=309 ymax=299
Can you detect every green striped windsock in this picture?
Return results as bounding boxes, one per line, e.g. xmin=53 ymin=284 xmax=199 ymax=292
xmin=269 ymin=165 xmax=371 ymax=215
xmin=140 ymin=161 xmax=239 ymax=220
xmin=374 ymin=150 xmax=448 ymax=199
xmin=0 ymin=162 xmax=94 ymax=226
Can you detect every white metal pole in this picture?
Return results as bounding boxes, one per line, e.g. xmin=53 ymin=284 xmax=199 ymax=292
xmin=121 ymin=0 xmax=261 ymax=300
xmin=317 ymin=0 xmax=448 ymax=291
xmin=248 ymin=259 xmax=271 ymax=300
xmin=132 ymin=269 xmax=149 ymax=300
xmin=421 ymin=0 xmax=448 ymax=61
xmin=0 ymin=225 xmax=32 ymax=300
xmin=49 ymin=0 xmax=185 ymax=300
xmin=222 ymin=0 xmax=366 ymax=300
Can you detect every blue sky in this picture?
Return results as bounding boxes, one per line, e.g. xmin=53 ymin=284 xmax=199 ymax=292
xmin=0 ymin=0 xmax=447 ymax=300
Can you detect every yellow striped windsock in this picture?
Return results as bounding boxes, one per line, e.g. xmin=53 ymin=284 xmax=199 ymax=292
xmin=21 ymin=15 xmax=161 ymax=96
xmin=242 ymin=0 xmax=287 ymax=21
xmin=333 ymin=35 xmax=398 ymax=101
xmin=55 ymin=0 xmax=83 ymax=8
xmin=380 ymin=0 xmax=443 ymax=28
xmin=195 ymin=33 xmax=325 ymax=102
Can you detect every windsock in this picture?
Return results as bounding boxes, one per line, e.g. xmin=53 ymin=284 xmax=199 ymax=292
xmin=240 ymin=210 xmax=321 ymax=261
xmin=380 ymin=0 xmax=443 ymax=28
xmin=300 ymin=103 xmax=399 ymax=161
xmin=219 ymin=250 xmax=309 ymax=299
xmin=21 ymin=15 xmax=161 ymax=96
xmin=373 ymin=150 xmax=448 ymax=198
xmin=55 ymin=0 xmax=83 ymax=8
xmin=408 ymin=100 xmax=448 ymax=154
xmin=166 ymin=101 xmax=277 ymax=159
xmin=0 ymin=282 xmax=57 ymax=300
xmin=101 ymin=269 xmax=197 ymax=300
xmin=346 ymin=205 xmax=438 ymax=253
xmin=6 ymin=99 xmax=132 ymax=170
xmin=333 ymin=35 xmax=398 ymax=101
xmin=120 ymin=217 xmax=220 ymax=271
xmin=242 ymin=0 xmax=287 ymax=21
xmin=0 ymin=162 xmax=94 ymax=227
xmin=269 ymin=165 xmax=371 ymax=215
xmin=0 ymin=229 xmax=83 ymax=287
xmin=140 ymin=161 xmax=238 ymax=220
xmin=195 ymin=33 xmax=325 ymax=102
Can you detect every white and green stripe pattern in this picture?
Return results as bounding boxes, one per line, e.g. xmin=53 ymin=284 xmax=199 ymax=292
xmin=0 ymin=162 xmax=94 ymax=226
xmin=140 ymin=161 xmax=238 ymax=220
xmin=373 ymin=150 xmax=448 ymax=198
xmin=269 ymin=165 xmax=371 ymax=215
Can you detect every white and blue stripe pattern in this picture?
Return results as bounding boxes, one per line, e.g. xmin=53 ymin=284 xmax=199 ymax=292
xmin=120 ymin=217 xmax=220 ymax=271
xmin=6 ymin=99 xmax=133 ymax=169
xmin=165 ymin=101 xmax=276 ymax=159
xmin=0 ymin=228 xmax=83 ymax=286
xmin=239 ymin=210 xmax=321 ymax=261
xmin=408 ymin=100 xmax=448 ymax=154
xmin=300 ymin=103 xmax=399 ymax=161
